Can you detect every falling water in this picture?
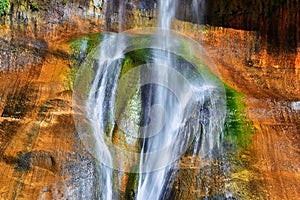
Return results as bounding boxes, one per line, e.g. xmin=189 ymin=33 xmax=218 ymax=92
xmin=74 ymin=0 xmax=226 ymax=199
xmin=192 ymin=0 xmax=206 ymax=24
xmin=136 ymin=0 xmax=179 ymax=199
xmin=86 ymin=34 xmax=128 ymax=200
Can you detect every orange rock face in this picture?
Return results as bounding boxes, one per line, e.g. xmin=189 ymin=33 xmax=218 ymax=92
xmin=166 ymin=21 xmax=299 ymax=199
xmin=0 ymin=2 xmax=299 ymax=200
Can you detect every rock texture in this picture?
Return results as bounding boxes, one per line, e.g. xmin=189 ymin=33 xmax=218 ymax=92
xmin=0 ymin=0 xmax=299 ymax=199
xmin=172 ymin=21 xmax=300 ymax=199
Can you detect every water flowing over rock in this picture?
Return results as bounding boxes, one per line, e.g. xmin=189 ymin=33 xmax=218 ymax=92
xmin=0 ymin=0 xmax=299 ymax=199
xmin=73 ymin=0 xmax=227 ymax=199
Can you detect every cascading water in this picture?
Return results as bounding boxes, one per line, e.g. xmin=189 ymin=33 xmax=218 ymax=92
xmin=86 ymin=34 xmax=127 ymax=200
xmin=136 ymin=0 xmax=180 ymax=199
xmin=73 ymin=0 xmax=226 ymax=199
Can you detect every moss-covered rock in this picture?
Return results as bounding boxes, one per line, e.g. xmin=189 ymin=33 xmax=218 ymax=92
xmin=0 ymin=0 xmax=9 ymax=16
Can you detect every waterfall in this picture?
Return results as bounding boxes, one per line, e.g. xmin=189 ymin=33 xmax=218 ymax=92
xmin=158 ymin=0 xmax=177 ymax=29
xmin=73 ymin=0 xmax=226 ymax=199
xmin=136 ymin=0 xmax=179 ymax=199
xmin=192 ymin=0 xmax=206 ymax=23
xmin=86 ymin=34 xmax=128 ymax=200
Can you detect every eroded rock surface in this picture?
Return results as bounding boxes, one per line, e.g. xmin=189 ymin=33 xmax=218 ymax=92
xmin=0 ymin=0 xmax=299 ymax=199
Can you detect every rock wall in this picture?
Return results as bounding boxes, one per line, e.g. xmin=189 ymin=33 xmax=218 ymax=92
xmin=0 ymin=0 xmax=299 ymax=199
xmin=176 ymin=0 xmax=300 ymax=53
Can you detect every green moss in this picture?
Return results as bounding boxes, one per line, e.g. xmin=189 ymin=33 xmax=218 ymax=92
xmin=69 ymin=32 xmax=255 ymax=198
xmin=68 ymin=33 xmax=103 ymax=96
xmin=121 ymin=56 xmax=134 ymax=76
xmin=224 ymin=85 xmax=253 ymax=149
xmin=86 ymin=33 xmax=104 ymax=54
xmin=124 ymin=172 xmax=139 ymax=199
xmin=179 ymin=38 xmax=225 ymax=86
xmin=29 ymin=1 xmax=39 ymax=12
xmin=69 ymin=59 xmax=95 ymax=99
xmin=115 ymin=53 xmax=142 ymax=122
xmin=0 ymin=0 xmax=9 ymax=16
xmin=64 ymin=67 xmax=77 ymax=92
xmin=123 ymin=49 xmax=150 ymax=68
xmin=19 ymin=3 xmax=26 ymax=11
xmin=62 ymin=0 xmax=68 ymax=5
xmin=177 ymin=26 xmax=254 ymax=150
xmin=69 ymin=33 xmax=103 ymax=54
xmin=69 ymin=37 xmax=87 ymax=68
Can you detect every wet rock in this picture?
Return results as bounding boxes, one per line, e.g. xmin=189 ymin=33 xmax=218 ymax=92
xmin=138 ymin=0 xmax=157 ymax=10
xmin=0 ymin=37 xmax=47 ymax=71
xmin=0 ymin=1 xmax=298 ymax=199
xmin=1 ymin=85 xmax=38 ymax=119
xmin=15 ymin=151 xmax=59 ymax=172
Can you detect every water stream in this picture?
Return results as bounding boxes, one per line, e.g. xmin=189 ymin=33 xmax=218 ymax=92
xmin=73 ymin=0 xmax=226 ymax=199
xmin=136 ymin=1 xmax=178 ymax=199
